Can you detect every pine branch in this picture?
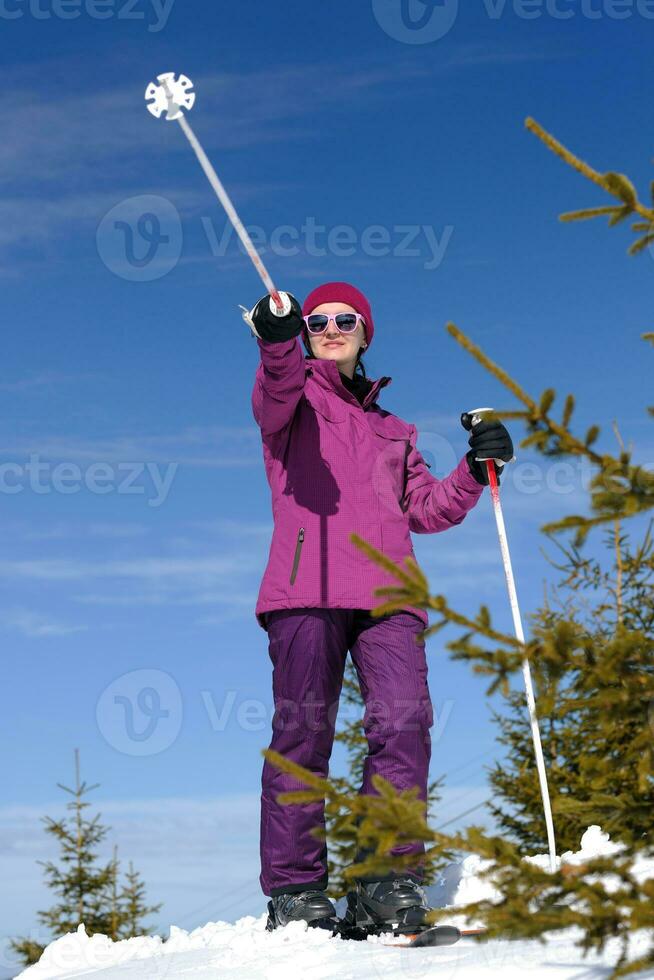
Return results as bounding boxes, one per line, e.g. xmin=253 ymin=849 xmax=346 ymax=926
xmin=525 ymin=118 xmax=654 ymax=255
xmin=560 ymin=205 xmax=625 ymax=223
xmin=349 ymin=532 xmax=523 ymax=650
xmin=445 ymin=323 xmax=654 ymax=539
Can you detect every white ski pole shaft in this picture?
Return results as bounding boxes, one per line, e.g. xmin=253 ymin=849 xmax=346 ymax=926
xmin=174 ymin=113 xmax=285 ymax=313
xmin=145 ymin=72 xmax=286 ymax=315
xmin=485 ymin=459 xmax=557 ymax=873
xmin=465 ymin=407 xmax=557 ymax=873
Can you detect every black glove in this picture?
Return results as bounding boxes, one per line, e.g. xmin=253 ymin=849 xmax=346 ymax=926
xmin=462 ymin=415 xmax=514 ymax=486
xmin=248 ymin=292 xmax=304 ymax=343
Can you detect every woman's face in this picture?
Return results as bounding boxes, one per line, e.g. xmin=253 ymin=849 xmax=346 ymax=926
xmin=307 ymin=302 xmax=366 ymax=375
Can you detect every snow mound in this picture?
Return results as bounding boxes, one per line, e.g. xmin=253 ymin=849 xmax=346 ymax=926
xmin=14 ymin=915 xmax=341 ymax=980
xmin=15 ymin=826 xmax=654 ymax=980
xmin=435 ymin=823 xmax=653 ymax=914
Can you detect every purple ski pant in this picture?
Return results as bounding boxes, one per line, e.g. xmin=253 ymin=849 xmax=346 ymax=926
xmin=259 ymin=607 xmax=434 ymax=897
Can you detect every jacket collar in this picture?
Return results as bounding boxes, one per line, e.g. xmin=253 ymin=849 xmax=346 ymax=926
xmin=305 ymin=356 xmax=391 ymax=410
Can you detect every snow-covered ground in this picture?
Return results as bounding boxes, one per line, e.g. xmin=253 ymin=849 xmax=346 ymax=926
xmin=15 ymin=827 xmax=654 ymax=980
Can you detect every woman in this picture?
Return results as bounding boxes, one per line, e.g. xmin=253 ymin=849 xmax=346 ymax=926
xmin=245 ymin=282 xmax=513 ymax=933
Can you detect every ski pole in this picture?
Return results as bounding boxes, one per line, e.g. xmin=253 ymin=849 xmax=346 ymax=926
xmin=144 ymin=71 xmax=290 ymax=318
xmin=462 ymin=407 xmax=558 ymax=873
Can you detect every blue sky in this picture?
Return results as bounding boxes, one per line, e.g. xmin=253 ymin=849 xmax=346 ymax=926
xmin=1 ymin=0 xmax=653 ymax=960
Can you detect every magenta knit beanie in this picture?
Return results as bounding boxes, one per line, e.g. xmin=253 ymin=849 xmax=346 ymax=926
xmin=302 ymin=282 xmax=375 ymax=351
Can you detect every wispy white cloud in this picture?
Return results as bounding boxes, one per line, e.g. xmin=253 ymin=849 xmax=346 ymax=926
xmin=195 ymin=595 xmax=259 ymax=627
xmin=24 ymin=522 xmax=149 ymax=541
xmin=1 ymin=61 xmax=430 ymax=268
xmin=1 ymin=49 xmax=563 ymax=271
xmin=186 ymin=518 xmax=273 ymax=538
xmin=0 ymin=192 xmax=157 ymax=248
xmin=2 ymin=61 xmax=432 ymax=184
xmin=75 ymin=587 xmax=258 ymax=609
xmin=0 ymin=556 xmax=256 ymax=582
xmin=0 ymin=608 xmax=87 ymax=638
xmin=3 ymin=41 xmax=556 ymax=175
xmin=0 ymin=424 xmax=261 ymax=468
xmin=0 ymin=793 xmax=262 ymax=856
xmin=0 ymin=184 xmax=260 ymax=253
xmin=444 ymin=42 xmax=567 ymax=69
xmin=0 ymin=516 xmax=270 ymax=611
xmin=0 ymin=550 xmax=262 ymax=618
xmin=0 ymin=372 xmax=93 ymax=393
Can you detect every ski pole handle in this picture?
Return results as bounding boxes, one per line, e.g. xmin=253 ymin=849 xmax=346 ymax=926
xmin=239 ymin=291 xmax=295 ymax=337
xmin=461 ymin=407 xmax=500 ymax=481
xmin=460 ymin=406 xmax=516 ymax=469
xmin=461 ymin=406 xmax=495 ymax=431
xmin=268 ymin=293 xmax=292 ymax=317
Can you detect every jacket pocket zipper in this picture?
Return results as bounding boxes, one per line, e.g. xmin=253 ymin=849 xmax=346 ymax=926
xmin=290 ymin=527 xmax=305 ymax=585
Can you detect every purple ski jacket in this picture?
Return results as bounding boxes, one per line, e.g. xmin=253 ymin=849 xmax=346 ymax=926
xmin=252 ymin=335 xmax=484 ymax=631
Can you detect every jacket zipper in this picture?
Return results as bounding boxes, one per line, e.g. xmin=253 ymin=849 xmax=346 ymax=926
xmin=289 ymin=527 xmax=305 ymax=585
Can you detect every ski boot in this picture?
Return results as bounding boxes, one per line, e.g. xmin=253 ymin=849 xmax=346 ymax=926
xmin=265 ymin=888 xmax=339 ymax=933
xmin=342 ymin=875 xmax=431 ymax=938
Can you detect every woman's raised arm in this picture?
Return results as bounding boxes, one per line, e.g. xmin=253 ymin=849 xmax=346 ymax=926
xmin=247 ymin=292 xmax=307 ymax=436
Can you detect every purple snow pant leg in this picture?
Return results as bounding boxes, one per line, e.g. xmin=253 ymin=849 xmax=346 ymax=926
xmin=259 ymin=608 xmax=433 ymax=897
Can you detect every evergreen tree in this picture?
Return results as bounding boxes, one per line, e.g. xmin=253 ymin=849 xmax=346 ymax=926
xmin=119 ymin=861 xmax=162 ymax=938
xmin=487 ymin=521 xmax=653 ymax=852
xmin=11 ymin=751 xmax=161 ymax=965
xmin=11 ymin=749 xmax=115 ymax=964
xmin=486 ymin=677 xmax=585 ymax=854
